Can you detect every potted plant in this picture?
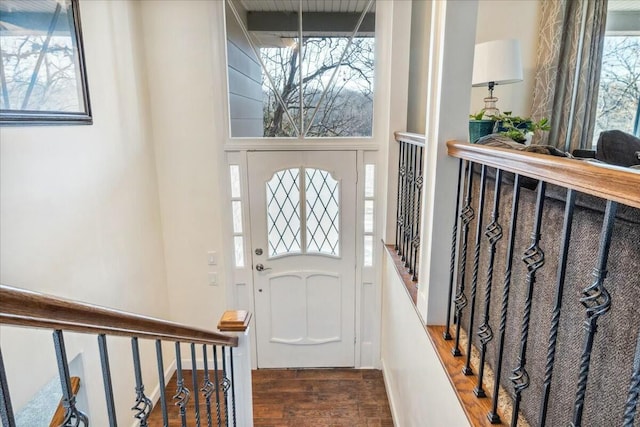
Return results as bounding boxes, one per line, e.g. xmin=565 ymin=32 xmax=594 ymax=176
xmin=494 ymin=111 xmax=551 ymax=144
xmin=468 ymin=109 xmax=495 ymax=143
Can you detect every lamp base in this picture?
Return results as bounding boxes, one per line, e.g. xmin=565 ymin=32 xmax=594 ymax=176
xmin=483 ymin=96 xmax=500 ymax=118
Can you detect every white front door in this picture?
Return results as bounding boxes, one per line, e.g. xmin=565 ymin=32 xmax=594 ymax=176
xmin=248 ymin=151 xmax=357 ymax=368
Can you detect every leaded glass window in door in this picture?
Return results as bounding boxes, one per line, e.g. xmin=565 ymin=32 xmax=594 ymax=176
xmin=265 ymin=167 xmax=340 ymax=258
xmin=306 ymin=168 xmax=340 ymax=256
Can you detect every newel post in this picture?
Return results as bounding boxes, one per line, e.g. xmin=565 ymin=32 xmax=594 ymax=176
xmin=218 ymin=310 xmax=253 ymax=426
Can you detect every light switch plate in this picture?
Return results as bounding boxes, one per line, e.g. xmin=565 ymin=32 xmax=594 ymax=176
xmin=208 ymin=272 xmax=218 ymax=286
xmin=207 ymin=251 xmax=217 ymax=266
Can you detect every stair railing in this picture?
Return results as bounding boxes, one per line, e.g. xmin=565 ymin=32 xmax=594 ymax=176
xmin=394 ymin=131 xmax=426 ymax=283
xmin=439 ymin=140 xmax=640 ymax=426
xmin=0 ymin=285 xmax=252 ymax=427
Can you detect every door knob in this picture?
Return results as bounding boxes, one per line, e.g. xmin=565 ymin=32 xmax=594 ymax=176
xmin=255 ymin=263 xmax=271 ymax=272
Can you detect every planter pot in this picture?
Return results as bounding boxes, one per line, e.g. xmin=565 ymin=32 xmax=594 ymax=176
xmin=469 ymin=120 xmax=495 ymax=143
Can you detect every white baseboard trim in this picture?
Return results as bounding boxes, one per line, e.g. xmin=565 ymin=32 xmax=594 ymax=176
xmin=381 ymin=357 xmax=398 ymax=427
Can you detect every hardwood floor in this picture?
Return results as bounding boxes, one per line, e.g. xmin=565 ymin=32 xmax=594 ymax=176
xmin=252 ymin=369 xmax=393 ymax=427
xmin=147 ymin=368 xmax=394 ymax=426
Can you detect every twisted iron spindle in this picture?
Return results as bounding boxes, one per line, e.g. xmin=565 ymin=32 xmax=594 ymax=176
xmin=623 ymin=329 xmax=640 ymax=427
xmin=53 ymin=330 xmax=89 ymax=427
xmin=488 ymin=174 xmax=522 ymax=424
xmin=510 ymin=181 xmax=546 ymax=427
xmin=411 ymin=145 xmax=424 ymax=281
xmin=402 ymin=144 xmax=412 ymax=263
xmin=444 ymin=160 xmax=464 ymax=340
xmin=0 ymin=348 xmax=16 ymax=427
xmin=155 ymin=340 xmax=169 ymax=427
xmin=202 ymin=345 xmax=215 ymax=427
xmin=463 ymin=165 xmax=488 ymax=375
xmin=213 ymin=345 xmax=222 ymax=426
xmin=475 ymin=169 xmax=503 ymax=396
xmin=452 ymin=162 xmax=475 ymax=357
xmin=398 ymin=142 xmax=408 ymax=259
xmin=131 ymin=337 xmax=153 ymax=427
xmin=539 ymin=189 xmax=576 ymax=427
xmin=173 ymin=342 xmax=190 ymax=427
xmin=222 ymin=347 xmax=231 ymax=427
xmin=98 ymin=334 xmax=117 ymax=427
xmin=191 ymin=343 xmax=201 ymax=427
xmin=572 ymin=200 xmax=618 ymax=427
xmin=230 ymin=347 xmax=237 ymax=427
xmin=406 ymin=144 xmax=416 ymax=271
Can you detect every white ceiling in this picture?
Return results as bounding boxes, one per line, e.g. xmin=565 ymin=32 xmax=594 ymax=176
xmin=239 ymin=0 xmax=374 ymax=13
xmin=0 ymin=0 xmax=61 ymax=13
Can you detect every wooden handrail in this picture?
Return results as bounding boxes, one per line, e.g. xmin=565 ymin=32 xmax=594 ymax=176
xmin=394 ymin=131 xmax=426 ymax=147
xmin=0 ymin=285 xmax=238 ymax=347
xmin=447 ymin=140 xmax=640 ymax=209
xmin=49 ymin=377 xmax=81 ymax=427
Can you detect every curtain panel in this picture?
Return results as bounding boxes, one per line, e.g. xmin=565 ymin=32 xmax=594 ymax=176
xmin=530 ymin=0 xmax=608 ymax=152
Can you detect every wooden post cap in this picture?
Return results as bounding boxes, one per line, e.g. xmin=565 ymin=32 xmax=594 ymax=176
xmin=218 ymin=310 xmax=251 ymax=332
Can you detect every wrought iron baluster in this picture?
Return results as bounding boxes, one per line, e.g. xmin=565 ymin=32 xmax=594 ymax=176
xmin=452 ymin=161 xmax=475 ymax=357
xmin=0 ymin=348 xmax=16 ymax=427
xmin=510 ymin=181 xmax=546 ymax=427
xmin=131 ymin=337 xmax=153 ymax=427
xmin=572 ymin=200 xmax=618 ymax=427
xmin=406 ymin=144 xmax=416 ymax=271
xmin=173 ymin=342 xmax=190 ymax=427
xmin=475 ymin=169 xmax=503 ymax=396
xmin=230 ymin=347 xmax=237 ymax=427
xmin=155 ymin=340 xmax=169 ymax=427
xmin=402 ymin=143 xmax=412 ymax=262
xmin=412 ymin=145 xmax=424 ymax=281
xmin=191 ymin=343 xmax=201 ymax=427
xmin=444 ymin=160 xmax=464 ymax=340
xmin=488 ymin=174 xmax=522 ymax=424
xmin=222 ymin=347 xmax=231 ymax=427
xmin=463 ymin=165 xmax=488 ymax=375
xmin=53 ymin=330 xmax=89 ymax=427
xmin=213 ymin=345 xmax=222 ymax=426
xmin=396 ymin=141 xmax=406 ymax=254
xmin=623 ymin=329 xmax=640 ymax=427
xmin=98 ymin=334 xmax=117 ymax=427
xmin=539 ymin=189 xmax=576 ymax=427
xmin=201 ymin=345 xmax=215 ymax=427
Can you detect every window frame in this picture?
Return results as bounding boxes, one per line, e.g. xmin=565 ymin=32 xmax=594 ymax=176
xmin=0 ymin=0 xmax=92 ymax=126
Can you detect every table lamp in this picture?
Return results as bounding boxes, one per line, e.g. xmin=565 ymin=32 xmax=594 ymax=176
xmin=472 ymin=39 xmax=523 ymax=117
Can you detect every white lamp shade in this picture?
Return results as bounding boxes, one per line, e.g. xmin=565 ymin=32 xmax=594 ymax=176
xmin=472 ymin=39 xmax=523 ymax=87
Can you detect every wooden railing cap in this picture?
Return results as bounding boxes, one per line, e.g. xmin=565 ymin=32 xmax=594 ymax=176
xmin=446 ymin=140 xmax=640 ymax=209
xmin=394 ymin=131 xmax=426 ymax=147
xmin=218 ymin=310 xmax=252 ymax=332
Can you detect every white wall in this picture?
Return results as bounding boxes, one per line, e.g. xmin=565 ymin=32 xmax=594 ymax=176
xmin=0 ymin=1 xmax=171 ymax=425
xmin=381 ymin=251 xmax=469 ymax=426
xmin=470 ymin=0 xmax=541 ymax=118
xmin=139 ymin=1 xmax=230 ymax=334
xmin=406 ymin=0 xmax=432 ymax=134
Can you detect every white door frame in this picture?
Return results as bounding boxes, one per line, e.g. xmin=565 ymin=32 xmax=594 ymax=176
xmin=216 ymin=0 xmax=412 ymax=369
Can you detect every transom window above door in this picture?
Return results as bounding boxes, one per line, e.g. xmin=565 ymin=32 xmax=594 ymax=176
xmin=224 ymin=0 xmax=375 ymax=138
xmin=266 ymin=167 xmax=340 ymax=258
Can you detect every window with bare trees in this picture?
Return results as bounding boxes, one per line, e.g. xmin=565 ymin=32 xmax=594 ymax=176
xmin=0 ymin=0 xmax=91 ymax=125
xmin=225 ymin=0 xmax=375 ymax=139
xmin=593 ymin=35 xmax=640 ymax=144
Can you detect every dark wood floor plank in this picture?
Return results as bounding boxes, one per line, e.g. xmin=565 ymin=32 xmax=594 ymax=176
xmin=147 ymin=368 xmax=393 ymax=426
